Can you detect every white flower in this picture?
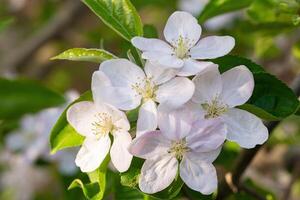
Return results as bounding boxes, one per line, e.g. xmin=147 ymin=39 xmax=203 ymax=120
xmin=178 ymin=0 xmax=208 ymax=16
xmin=129 ymin=105 xmax=226 ymax=194
xmin=131 ymin=11 xmax=235 ymax=76
xmin=67 ymin=101 xmax=132 ymax=173
xmin=92 ymin=59 xmax=195 ymax=136
xmin=191 ymin=65 xmax=269 ymax=148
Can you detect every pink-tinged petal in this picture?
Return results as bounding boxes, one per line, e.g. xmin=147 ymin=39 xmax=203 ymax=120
xmin=190 ymin=36 xmax=235 ymax=59
xmin=142 ymin=52 xmax=184 ymax=69
xmin=222 ymin=108 xmax=268 ymax=149
xmin=177 ymin=59 xmax=214 ymax=77
xmin=136 ymin=100 xmax=158 ymax=137
xmin=192 ymin=65 xmax=222 ymax=104
xmin=139 ymin=155 xmax=178 ymax=194
xmin=131 ymin=37 xmax=173 ymax=54
xmin=156 ymin=77 xmax=195 ymax=108
xmin=158 ymin=104 xmax=195 ymax=141
xmin=180 ymin=155 xmax=217 ymax=194
xmin=220 ymin=65 xmax=254 ymax=107
xmin=110 ymin=131 xmax=132 ymax=172
xmin=128 ymin=131 xmax=170 ymax=159
xmin=186 ymin=118 xmax=226 ymax=152
xmin=75 ymin=136 xmax=110 ymax=173
xmin=67 ymin=101 xmax=98 ymax=138
xmin=164 ymin=11 xmax=201 ymax=48
xmin=92 ymin=71 xmax=141 ymax=110
xmin=144 ymin=61 xmax=178 ymax=85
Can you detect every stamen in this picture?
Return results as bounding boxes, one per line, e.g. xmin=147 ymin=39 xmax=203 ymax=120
xmin=168 ymin=139 xmax=190 ymax=160
xmin=131 ymin=77 xmax=157 ymax=101
xmin=172 ymin=35 xmax=193 ymax=59
xmin=202 ymin=97 xmax=228 ymax=119
xmin=91 ymin=112 xmax=115 ymax=139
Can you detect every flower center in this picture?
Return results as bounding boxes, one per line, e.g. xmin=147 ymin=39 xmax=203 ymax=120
xmin=131 ymin=77 xmax=157 ymax=102
xmin=168 ymin=139 xmax=190 ymax=160
xmin=92 ymin=112 xmax=114 ymax=139
xmin=173 ymin=36 xmax=191 ymax=59
xmin=202 ymin=98 xmax=228 ymax=119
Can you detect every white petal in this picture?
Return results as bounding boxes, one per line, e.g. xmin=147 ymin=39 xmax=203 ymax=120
xmin=129 ymin=130 xmax=170 ymax=159
xmin=186 ymin=146 xmax=222 ymax=163
xmin=164 ymin=11 xmax=201 ymax=48
xmin=186 ymin=118 xmax=226 ymax=152
xmin=131 ymin=37 xmax=173 ymax=54
xmin=222 ymin=108 xmax=268 ymax=148
xmin=190 ymin=36 xmax=235 ymax=59
xmin=142 ymin=52 xmax=184 ymax=69
xmin=144 ymin=61 xmax=178 ymax=85
xmin=177 ymin=59 xmax=214 ymax=77
xmin=158 ymin=104 xmax=195 ymax=141
xmin=66 ymin=101 xmax=98 ymax=138
xmin=180 ymin=155 xmax=217 ymax=194
xmin=136 ymin=100 xmax=158 ymax=137
xmin=92 ymin=71 xmax=141 ymax=110
xmin=192 ymin=65 xmax=222 ymax=104
xmin=220 ymin=65 xmax=254 ymax=107
xmin=110 ymin=131 xmax=133 ymax=172
xmin=139 ymin=155 xmax=178 ymax=194
xmin=156 ymin=77 xmax=195 ymax=108
xmin=75 ymin=136 xmax=110 ymax=173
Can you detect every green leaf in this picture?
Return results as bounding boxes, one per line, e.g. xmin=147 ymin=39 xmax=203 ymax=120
xmin=69 ymin=156 xmax=110 ymax=200
xmin=198 ymin=0 xmax=254 ymax=23
xmin=51 ymin=48 xmax=117 ymax=63
xmin=87 ymin=155 xmax=110 ymax=199
xmin=68 ymin=179 xmax=100 ymax=200
xmin=213 ymin=55 xmax=265 ymax=74
xmin=213 ymin=55 xmax=299 ymax=120
xmin=82 ymin=0 xmax=143 ymax=41
xmin=0 ymin=78 xmax=65 ymax=119
xmin=50 ymin=91 xmax=92 ymax=154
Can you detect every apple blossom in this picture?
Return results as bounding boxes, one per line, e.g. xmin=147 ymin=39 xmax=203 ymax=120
xmin=129 ymin=105 xmax=226 ymax=194
xmin=67 ymin=101 xmax=132 ymax=173
xmin=190 ymin=64 xmax=269 ymax=148
xmin=92 ymin=59 xmax=195 ymax=136
xmin=131 ymin=11 xmax=235 ymax=76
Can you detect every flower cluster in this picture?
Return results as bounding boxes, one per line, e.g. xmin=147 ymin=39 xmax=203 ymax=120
xmin=67 ymin=11 xmax=268 ymax=195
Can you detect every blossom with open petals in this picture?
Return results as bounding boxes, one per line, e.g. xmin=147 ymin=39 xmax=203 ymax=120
xmin=129 ymin=105 xmax=226 ymax=194
xmin=131 ymin=11 xmax=235 ymax=76
xmin=92 ymin=59 xmax=195 ymax=136
xmin=67 ymin=101 xmax=132 ymax=172
xmin=190 ymin=65 xmax=268 ymax=148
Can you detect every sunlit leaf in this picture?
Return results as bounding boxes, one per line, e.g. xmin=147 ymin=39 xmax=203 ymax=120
xmin=51 ymin=48 xmax=117 ymax=63
xmin=82 ymin=0 xmax=143 ymax=41
xmin=0 ymin=78 xmax=65 ymax=119
xmin=50 ymin=91 xmax=92 ymax=153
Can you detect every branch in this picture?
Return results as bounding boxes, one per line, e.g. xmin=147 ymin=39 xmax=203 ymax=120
xmin=0 ymin=0 xmax=84 ymax=74
xmin=216 ymin=75 xmax=300 ymax=199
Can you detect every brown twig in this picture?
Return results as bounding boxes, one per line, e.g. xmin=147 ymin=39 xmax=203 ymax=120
xmin=216 ymin=75 xmax=300 ymax=200
xmin=0 ymin=0 xmax=84 ymax=74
